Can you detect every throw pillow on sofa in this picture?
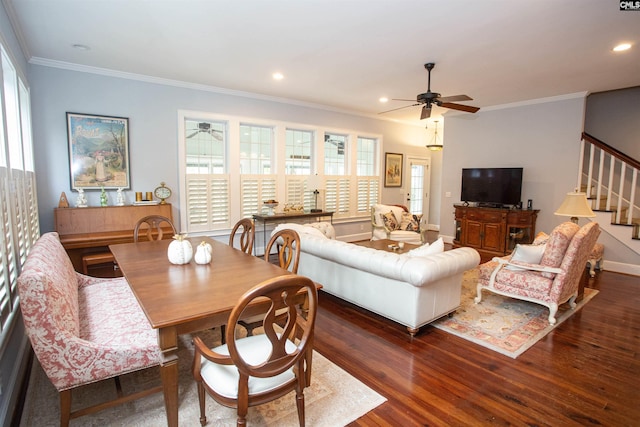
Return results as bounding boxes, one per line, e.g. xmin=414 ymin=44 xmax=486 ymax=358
xmin=382 ymin=211 xmax=399 ymax=231
xmin=407 ymin=238 xmax=444 ymax=257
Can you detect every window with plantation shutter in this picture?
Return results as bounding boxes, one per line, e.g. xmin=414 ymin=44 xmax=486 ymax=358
xmin=0 ymin=43 xmax=39 ymax=343
xmin=241 ymin=176 xmax=277 ymax=217
xmin=285 ymin=176 xmax=313 ymax=211
xmin=324 ymin=177 xmax=351 ymax=217
xmin=357 ymin=178 xmax=379 ymax=214
xmin=186 ymin=174 xmax=230 ymax=231
xmin=356 ymin=136 xmax=379 ymax=215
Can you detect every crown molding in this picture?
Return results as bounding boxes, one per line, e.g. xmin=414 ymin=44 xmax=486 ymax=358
xmin=29 ymin=56 xmax=423 ymax=127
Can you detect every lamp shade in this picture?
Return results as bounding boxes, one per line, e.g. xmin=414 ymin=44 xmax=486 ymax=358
xmin=307 ymin=173 xmax=322 ymax=190
xmin=554 ymin=191 xmax=595 ymax=223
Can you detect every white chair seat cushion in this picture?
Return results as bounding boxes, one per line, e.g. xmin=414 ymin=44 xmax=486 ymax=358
xmin=389 ymin=230 xmax=422 ymax=244
xmin=200 ymin=334 xmax=296 ymax=399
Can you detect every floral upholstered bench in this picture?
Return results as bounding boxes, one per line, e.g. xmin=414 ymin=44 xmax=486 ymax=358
xmin=18 ymin=232 xmax=162 ymax=427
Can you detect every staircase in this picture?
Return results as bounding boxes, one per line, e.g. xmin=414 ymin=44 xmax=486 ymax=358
xmin=578 ymin=133 xmax=640 ymax=255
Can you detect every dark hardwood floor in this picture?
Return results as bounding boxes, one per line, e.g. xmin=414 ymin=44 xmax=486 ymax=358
xmin=312 ymin=269 xmax=640 ymax=426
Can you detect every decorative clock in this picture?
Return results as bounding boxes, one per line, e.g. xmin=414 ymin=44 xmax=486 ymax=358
xmin=154 ymin=182 xmax=172 ymax=204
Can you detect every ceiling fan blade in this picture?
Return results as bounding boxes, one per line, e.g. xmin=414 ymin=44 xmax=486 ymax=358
xmin=379 ymin=103 xmax=420 ymax=114
xmin=440 ymin=102 xmax=480 ymax=113
xmin=438 ymin=94 xmax=473 ymax=103
xmin=420 ymin=105 xmax=432 ymax=120
xmin=187 ymin=130 xmax=199 ymax=138
xmin=209 ymin=130 xmax=223 ymax=141
xmin=391 ymin=98 xmax=419 ymax=102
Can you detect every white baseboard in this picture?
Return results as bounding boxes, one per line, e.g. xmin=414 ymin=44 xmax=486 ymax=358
xmin=338 ymin=232 xmax=371 ymax=242
xmin=602 ymin=260 xmax=640 ymax=277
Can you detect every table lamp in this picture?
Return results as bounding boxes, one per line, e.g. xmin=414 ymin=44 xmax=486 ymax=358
xmin=308 ymin=174 xmax=323 ymax=212
xmin=554 ymin=191 xmax=596 ymax=223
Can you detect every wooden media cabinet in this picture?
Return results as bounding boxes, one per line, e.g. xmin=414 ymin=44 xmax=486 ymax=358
xmin=453 ymin=205 xmax=539 ymax=263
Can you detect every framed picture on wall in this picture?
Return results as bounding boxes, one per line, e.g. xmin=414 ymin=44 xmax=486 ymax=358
xmin=67 ymin=112 xmax=130 ymax=190
xmin=384 ymin=152 xmax=403 ymax=187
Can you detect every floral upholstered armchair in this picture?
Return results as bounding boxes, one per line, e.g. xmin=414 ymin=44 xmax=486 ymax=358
xmin=476 ymin=221 xmax=600 ymax=325
xmin=370 ymin=203 xmax=424 ymax=244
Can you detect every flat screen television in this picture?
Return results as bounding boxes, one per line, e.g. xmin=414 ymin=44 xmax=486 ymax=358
xmin=461 ymin=167 xmax=523 ymax=208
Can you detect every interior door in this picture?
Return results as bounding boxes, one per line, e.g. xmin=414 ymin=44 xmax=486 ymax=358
xmin=407 ymin=157 xmax=431 ymax=224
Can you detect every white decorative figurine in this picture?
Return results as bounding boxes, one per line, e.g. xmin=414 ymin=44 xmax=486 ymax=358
xmin=167 ymin=234 xmax=193 ymax=265
xmin=76 ymin=188 xmax=87 ymax=208
xmin=116 ymin=188 xmax=125 ymax=206
xmin=194 ymin=241 xmax=212 ymax=264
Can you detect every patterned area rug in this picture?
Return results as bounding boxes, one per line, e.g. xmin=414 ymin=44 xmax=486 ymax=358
xmin=432 ymin=269 xmax=598 ymax=358
xmin=20 ymin=329 xmax=386 ymax=426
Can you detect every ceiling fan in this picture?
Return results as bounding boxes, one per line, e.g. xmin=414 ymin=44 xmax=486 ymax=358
xmin=380 ymin=62 xmax=480 ymax=120
xmin=186 ymin=122 xmax=223 ymax=140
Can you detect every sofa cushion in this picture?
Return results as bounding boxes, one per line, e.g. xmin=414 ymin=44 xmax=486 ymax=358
xmin=382 ymin=211 xmax=400 ymax=231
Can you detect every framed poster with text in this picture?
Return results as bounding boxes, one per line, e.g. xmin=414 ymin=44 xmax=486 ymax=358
xmin=67 ymin=112 xmax=130 ymax=190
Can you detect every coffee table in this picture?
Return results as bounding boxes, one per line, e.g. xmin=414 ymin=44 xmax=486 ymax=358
xmin=354 ymin=238 xmax=420 ymax=253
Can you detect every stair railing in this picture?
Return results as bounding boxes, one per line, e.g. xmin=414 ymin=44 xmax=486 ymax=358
xmin=578 ymin=133 xmax=639 ymax=230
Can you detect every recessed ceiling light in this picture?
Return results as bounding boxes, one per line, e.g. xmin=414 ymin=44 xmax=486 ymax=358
xmin=272 ymin=72 xmax=284 ymax=80
xmin=72 ymin=44 xmax=91 ymax=51
xmin=379 ymin=97 xmax=389 ymax=103
xmin=613 ymin=43 xmax=632 ymax=52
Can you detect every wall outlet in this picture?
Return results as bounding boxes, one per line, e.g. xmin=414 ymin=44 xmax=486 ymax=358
xmin=445 ymin=191 xmax=452 ymax=198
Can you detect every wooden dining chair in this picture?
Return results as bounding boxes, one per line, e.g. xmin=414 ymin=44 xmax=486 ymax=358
xmin=237 ymin=229 xmax=301 ymax=337
xmin=265 ymin=228 xmax=300 ymax=273
xmin=229 ymin=218 xmax=255 ymax=254
xmin=133 ymin=215 xmax=176 ymax=242
xmin=192 ymin=274 xmax=318 ymax=427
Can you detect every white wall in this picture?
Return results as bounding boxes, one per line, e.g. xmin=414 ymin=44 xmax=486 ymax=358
xmin=585 ymin=86 xmax=640 ymax=159
xmin=29 ymin=65 xmax=432 ymax=237
xmin=439 ymin=96 xmax=586 ymax=239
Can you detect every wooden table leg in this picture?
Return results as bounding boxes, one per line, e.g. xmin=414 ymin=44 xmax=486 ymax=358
xmin=158 ymin=327 xmax=180 ymax=427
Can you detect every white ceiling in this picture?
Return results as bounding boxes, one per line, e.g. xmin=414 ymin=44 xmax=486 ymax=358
xmin=4 ymin=0 xmax=640 ymax=126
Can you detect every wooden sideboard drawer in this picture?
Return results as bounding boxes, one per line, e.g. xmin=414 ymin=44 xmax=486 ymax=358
xmin=467 ymin=210 xmax=503 ymax=222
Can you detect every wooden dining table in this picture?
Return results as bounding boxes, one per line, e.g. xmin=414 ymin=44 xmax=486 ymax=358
xmin=109 ymin=236 xmax=297 ymax=427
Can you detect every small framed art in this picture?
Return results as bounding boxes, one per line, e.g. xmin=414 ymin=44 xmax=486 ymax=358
xmin=67 ymin=112 xmax=130 ymax=190
xmin=384 ymin=152 xmax=403 ymax=187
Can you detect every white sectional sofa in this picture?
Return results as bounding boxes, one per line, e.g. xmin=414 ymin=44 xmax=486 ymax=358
xmin=274 ymin=224 xmax=480 ymax=335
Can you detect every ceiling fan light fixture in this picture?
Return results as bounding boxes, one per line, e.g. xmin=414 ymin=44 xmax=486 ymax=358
xmin=425 ymin=120 xmax=443 ymax=151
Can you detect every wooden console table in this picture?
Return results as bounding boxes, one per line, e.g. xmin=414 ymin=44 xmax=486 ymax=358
xmin=54 ymin=204 xmax=173 ymax=276
xmin=252 ymin=211 xmax=334 ymax=255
